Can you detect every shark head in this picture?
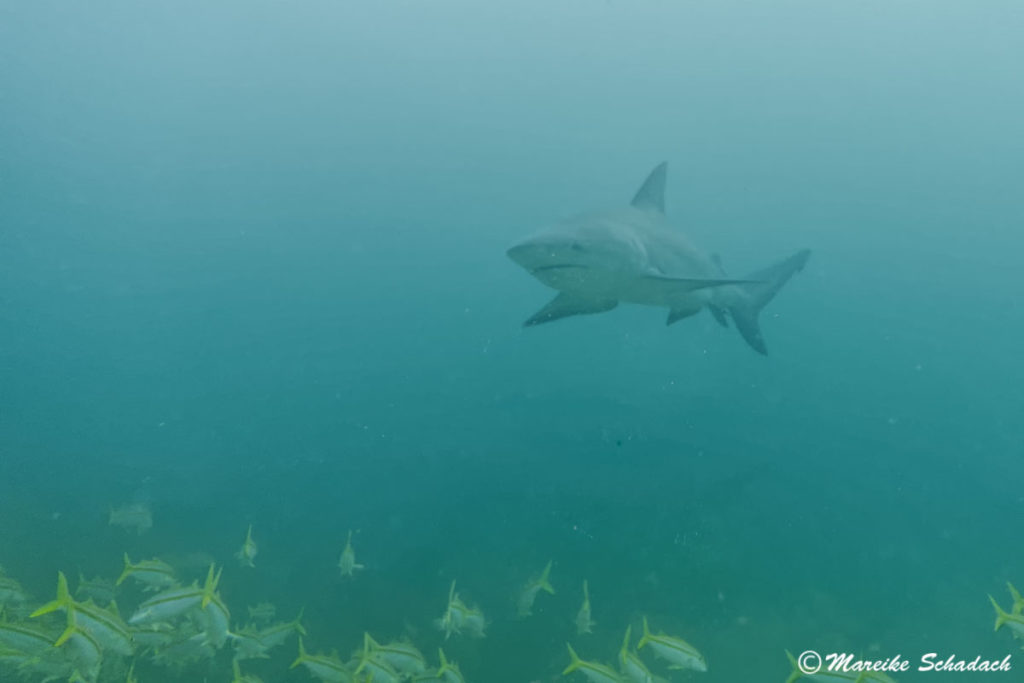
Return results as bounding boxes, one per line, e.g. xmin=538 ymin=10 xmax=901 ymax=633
xmin=506 ymin=215 xmax=649 ymax=290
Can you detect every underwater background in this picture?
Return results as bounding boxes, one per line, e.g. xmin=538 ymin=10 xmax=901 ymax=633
xmin=2 ymin=0 xmax=1023 ymax=681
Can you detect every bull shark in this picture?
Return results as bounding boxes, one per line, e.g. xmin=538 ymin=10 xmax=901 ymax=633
xmin=506 ymin=162 xmax=810 ymax=355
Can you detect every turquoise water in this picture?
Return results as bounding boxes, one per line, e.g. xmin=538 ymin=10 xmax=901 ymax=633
xmin=2 ymin=1 xmax=1023 ymax=682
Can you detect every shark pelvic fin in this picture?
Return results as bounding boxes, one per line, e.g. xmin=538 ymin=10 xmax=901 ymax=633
xmin=666 ymin=304 xmax=702 ymax=325
xmin=708 ymin=305 xmax=729 ymax=327
xmin=524 ymin=293 xmax=617 ymax=327
xmin=631 ymin=162 xmax=668 ymax=214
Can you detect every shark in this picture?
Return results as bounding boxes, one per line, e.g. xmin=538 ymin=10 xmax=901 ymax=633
xmin=506 ymin=162 xmax=811 ymax=355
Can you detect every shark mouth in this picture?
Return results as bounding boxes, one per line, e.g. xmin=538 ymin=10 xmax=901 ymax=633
xmin=530 ymin=264 xmax=588 ymax=274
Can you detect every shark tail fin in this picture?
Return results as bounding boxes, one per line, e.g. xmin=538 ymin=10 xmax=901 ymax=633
xmin=728 ymin=249 xmax=810 ymax=355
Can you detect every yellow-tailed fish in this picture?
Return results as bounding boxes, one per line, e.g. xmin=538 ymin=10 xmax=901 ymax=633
xmin=229 ymin=626 xmax=270 ymax=661
xmin=152 ymin=628 xmax=215 ymax=666
xmin=0 ymin=618 xmax=57 ymax=655
xmin=433 ymin=580 xmax=487 ymax=640
xmin=247 ymin=602 xmax=276 ymax=623
xmin=290 ymin=637 xmax=354 ymax=682
xmin=116 ymin=554 xmax=177 ymax=591
xmin=990 ymin=595 xmax=1024 ymax=638
xmin=437 ymin=647 xmax=466 ymax=683
xmin=232 ymin=654 xmax=266 ymax=682
xmin=354 ymin=648 xmax=402 ymax=683
xmin=108 ymin=503 xmax=152 ymax=535
xmin=256 ymin=608 xmax=306 ymax=649
xmin=63 ymin=626 xmax=103 ymax=683
xmin=193 ymin=584 xmax=231 ymax=648
xmin=563 ymin=642 xmax=625 ymax=683
xmin=128 ymin=563 xmax=220 ymax=626
xmin=338 ymin=530 xmax=364 ymax=577
xmin=76 ymin=575 xmax=116 ymax=605
xmin=618 ymin=625 xmax=655 ymax=683
xmin=0 ymin=571 xmax=29 ymax=606
xmin=359 ymin=632 xmax=428 ymax=675
xmin=30 ymin=572 xmax=134 ymax=656
xmin=236 ymin=525 xmax=258 ymax=568
xmin=517 ymin=560 xmax=555 ymax=617
xmin=637 ymin=616 xmax=706 ymax=672
xmin=1008 ymin=582 xmax=1024 ymax=615
xmin=576 ymin=580 xmax=596 ymax=635
xmin=435 ymin=580 xmax=461 ymax=639
xmin=129 ymin=622 xmax=175 ymax=652
xmin=459 ymin=602 xmax=487 ymax=638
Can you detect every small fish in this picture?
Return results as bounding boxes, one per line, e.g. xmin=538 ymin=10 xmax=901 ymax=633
xmin=129 ymin=622 xmax=176 ymax=652
xmin=19 ymin=649 xmax=74 ymax=682
xmin=30 ymin=571 xmax=135 ymax=656
xmin=0 ymin=645 xmax=30 ymax=667
xmin=0 ymin=619 xmax=58 ymax=655
xmin=359 ymin=632 xmax=428 ymax=676
xmin=256 ymin=608 xmax=306 ymax=649
xmin=990 ymin=595 xmax=1024 ymax=638
xmin=76 ymin=575 xmax=116 ymax=605
xmin=247 ymin=602 xmax=277 ymax=624
xmin=437 ymin=647 xmax=466 ymax=683
xmin=63 ymin=626 xmax=103 ymax=683
xmin=290 ymin=637 xmax=355 ymax=682
xmin=108 ymin=502 xmax=153 ymax=535
xmin=128 ymin=564 xmax=220 ymax=626
xmin=576 ymin=580 xmax=596 ymax=635
xmin=193 ymin=584 xmax=231 ymax=648
xmin=517 ymin=560 xmax=555 ymax=617
xmin=459 ymin=603 xmax=487 ymax=639
xmin=236 ymin=525 xmax=258 ymax=568
xmin=1008 ymin=582 xmax=1024 ymax=615
xmin=0 ymin=572 xmax=29 ymax=606
xmin=338 ymin=530 xmax=364 ymax=577
xmin=116 ymin=554 xmax=177 ymax=591
xmin=636 ymin=616 xmax=706 ymax=673
xmin=618 ymin=625 xmax=656 ymax=683
xmin=435 ymin=581 xmax=461 ymax=639
xmin=435 ymin=581 xmax=487 ymax=640
xmin=230 ymin=626 xmax=271 ymax=661
xmin=563 ymin=642 xmax=626 ymax=683
xmin=152 ymin=628 xmax=216 ymax=666
xmin=232 ymin=655 xmax=266 ymax=683
xmin=354 ymin=645 xmax=402 ymax=683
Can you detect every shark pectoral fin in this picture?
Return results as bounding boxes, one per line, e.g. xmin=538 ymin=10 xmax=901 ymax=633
xmin=708 ymin=305 xmax=729 ymax=327
xmin=666 ymin=304 xmax=702 ymax=326
xmin=524 ymin=293 xmax=618 ymax=327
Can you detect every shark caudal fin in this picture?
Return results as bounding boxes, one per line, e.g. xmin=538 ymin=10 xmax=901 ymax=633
xmin=728 ymin=249 xmax=811 ymax=355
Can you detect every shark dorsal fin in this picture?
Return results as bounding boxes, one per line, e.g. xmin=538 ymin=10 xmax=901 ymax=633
xmin=630 ymin=162 xmax=667 ymax=213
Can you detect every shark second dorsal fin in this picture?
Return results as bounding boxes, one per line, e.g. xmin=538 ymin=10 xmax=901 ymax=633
xmin=631 ymin=162 xmax=668 ymax=214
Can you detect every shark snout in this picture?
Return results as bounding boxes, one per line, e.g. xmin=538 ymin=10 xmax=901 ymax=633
xmin=506 ymin=240 xmax=550 ymax=270
xmin=507 ymin=234 xmax=584 ymax=271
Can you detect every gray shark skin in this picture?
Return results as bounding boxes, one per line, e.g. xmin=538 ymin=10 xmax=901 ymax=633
xmin=506 ymin=162 xmax=810 ymax=355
